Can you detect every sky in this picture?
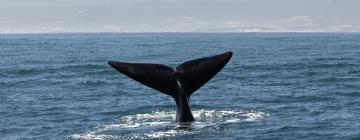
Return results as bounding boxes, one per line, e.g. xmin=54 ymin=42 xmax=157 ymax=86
xmin=1 ymin=0 xmax=360 ymax=33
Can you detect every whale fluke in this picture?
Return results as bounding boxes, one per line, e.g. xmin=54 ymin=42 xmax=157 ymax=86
xmin=108 ymin=51 xmax=233 ymax=123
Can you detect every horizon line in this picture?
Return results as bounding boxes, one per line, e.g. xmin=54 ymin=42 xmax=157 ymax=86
xmin=1 ymin=31 xmax=360 ymax=35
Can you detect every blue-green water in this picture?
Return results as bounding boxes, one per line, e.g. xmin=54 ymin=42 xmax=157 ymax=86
xmin=1 ymin=33 xmax=360 ymax=140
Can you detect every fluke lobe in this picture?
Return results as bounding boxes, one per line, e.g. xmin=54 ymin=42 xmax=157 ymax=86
xmin=108 ymin=51 xmax=233 ymax=123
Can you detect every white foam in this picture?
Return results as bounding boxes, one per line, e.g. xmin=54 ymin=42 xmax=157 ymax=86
xmin=68 ymin=109 xmax=269 ymax=139
xmin=69 ymin=132 xmax=118 ymax=140
xmin=243 ymin=111 xmax=269 ymax=121
xmin=144 ymin=130 xmax=190 ymax=138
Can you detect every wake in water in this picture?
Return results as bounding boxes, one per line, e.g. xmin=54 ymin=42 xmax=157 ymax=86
xmin=68 ymin=109 xmax=268 ymax=140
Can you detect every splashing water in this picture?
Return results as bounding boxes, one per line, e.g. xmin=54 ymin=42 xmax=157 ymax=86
xmin=68 ymin=109 xmax=268 ymax=140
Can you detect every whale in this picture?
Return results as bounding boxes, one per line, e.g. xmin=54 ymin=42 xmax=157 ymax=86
xmin=108 ymin=51 xmax=233 ymax=123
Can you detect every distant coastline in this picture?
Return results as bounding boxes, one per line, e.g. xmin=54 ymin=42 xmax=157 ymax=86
xmin=1 ymin=31 xmax=360 ymax=35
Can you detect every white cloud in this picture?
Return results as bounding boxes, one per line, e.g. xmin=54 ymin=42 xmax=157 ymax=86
xmin=152 ymin=15 xmax=210 ymax=32
xmin=1 ymin=20 xmax=15 ymax=24
xmin=64 ymin=10 xmax=89 ymax=19
xmin=1 ymin=0 xmax=360 ymax=33
xmin=287 ymin=16 xmax=311 ymax=21
xmin=327 ymin=24 xmax=360 ymax=32
xmin=1 ymin=16 xmax=360 ymax=33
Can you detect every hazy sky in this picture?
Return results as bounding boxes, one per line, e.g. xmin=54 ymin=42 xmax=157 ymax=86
xmin=1 ymin=0 xmax=360 ymax=33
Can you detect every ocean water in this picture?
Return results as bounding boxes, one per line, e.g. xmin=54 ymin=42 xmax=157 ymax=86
xmin=1 ymin=33 xmax=360 ymax=140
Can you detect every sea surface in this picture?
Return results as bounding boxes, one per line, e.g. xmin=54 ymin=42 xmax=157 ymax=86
xmin=1 ymin=33 xmax=360 ymax=140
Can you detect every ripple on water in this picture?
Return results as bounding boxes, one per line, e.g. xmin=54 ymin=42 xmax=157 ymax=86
xmin=67 ymin=109 xmax=269 ymax=140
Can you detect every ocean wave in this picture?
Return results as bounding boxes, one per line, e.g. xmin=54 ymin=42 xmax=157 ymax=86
xmin=57 ymin=64 xmax=108 ymax=71
xmin=67 ymin=109 xmax=268 ymax=140
xmin=1 ymin=64 xmax=109 ymax=76
xmin=240 ymin=61 xmax=358 ymax=71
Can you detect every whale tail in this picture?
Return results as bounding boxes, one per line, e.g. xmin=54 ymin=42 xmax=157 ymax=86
xmin=108 ymin=51 xmax=233 ymax=122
